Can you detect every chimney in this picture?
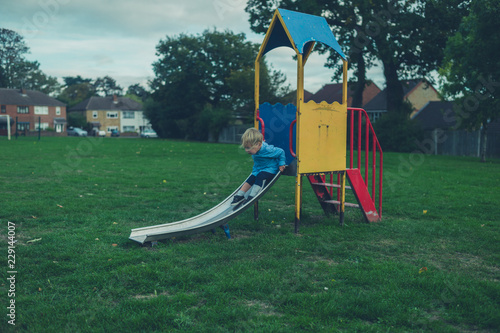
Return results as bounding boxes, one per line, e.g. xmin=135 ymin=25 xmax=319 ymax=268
xmin=113 ymin=94 xmax=118 ymax=104
xmin=20 ymin=88 xmax=27 ymax=95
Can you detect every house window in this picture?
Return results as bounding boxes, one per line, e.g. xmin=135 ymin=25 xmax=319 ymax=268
xmin=368 ymin=112 xmax=383 ymax=123
xmin=17 ymin=106 xmax=29 ymax=114
xmin=107 ymin=112 xmax=119 ymax=119
xmin=56 ymin=107 xmax=61 ymax=115
xmin=35 ymin=122 xmax=50 ymax=130
xmin=93 ymin=111 xmax=98 ymax=119
xmin=1 ymin=105 xmax=5 ymax=113
xmin=17 ymin=122 xmax=30 ymax=131
xmin=107 ymin=126 xmax=119 ymax=133
xmin=122 ymin=111 xmax=135 ymax=119
xmin=123 ymin=126 xmax=135 ymax=132
xmin=34 ymin=106 xmax=49 ymax=115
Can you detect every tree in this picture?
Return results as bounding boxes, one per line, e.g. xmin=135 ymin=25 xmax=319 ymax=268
xmin=21 ymin=62 xmax=60 ymax=95
xmin=245 ymin=0 xmax=468 ymax=113
xmin=148 ymin=29 xmax=290 ymax=140
xmin=440 ymin=0 xmax=500 ymax=162
xmin=0 ymin=28 xmax=29 ymax=88
xmin=94 ymin=75 xmax=122 ymax=96
xmin=127 ymin=83 xmax=149 ymax=101
xmin=0 ymin=28 xmax=60 ymax=94
xmin=58 ymin=75 xmax=126 ymax=107
xmin=62 ymin=75 xmax=92 ymax=87
xmin=58 ymin=76 xmax=96 ymax=108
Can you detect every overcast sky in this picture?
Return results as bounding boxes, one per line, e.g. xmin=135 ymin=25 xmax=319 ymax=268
xmin=1 ymin=0 xmax=384 ymax=94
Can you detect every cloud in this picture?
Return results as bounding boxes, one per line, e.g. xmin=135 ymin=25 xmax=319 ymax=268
xmin=1 ymin=0 xmax=384 ymax=93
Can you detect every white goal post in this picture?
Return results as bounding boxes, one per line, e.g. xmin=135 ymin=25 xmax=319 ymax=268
xmin=0 ymin=115 xmax=12 ymax=140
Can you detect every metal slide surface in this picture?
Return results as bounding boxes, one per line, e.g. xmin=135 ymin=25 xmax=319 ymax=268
xmin=129 ymin=173 xmax=281 ymax=244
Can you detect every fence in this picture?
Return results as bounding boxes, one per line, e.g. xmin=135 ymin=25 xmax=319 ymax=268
xmin=216 ymin=124 xmax=252 ymax=144
xmin=424 ymin=127 xmax=500 ymax=159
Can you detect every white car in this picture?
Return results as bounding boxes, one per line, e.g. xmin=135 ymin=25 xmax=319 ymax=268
xmin=67 ymin=127 xmax=88 ymax=137
xmin=141 ymin=129 xmax=158 ymax=138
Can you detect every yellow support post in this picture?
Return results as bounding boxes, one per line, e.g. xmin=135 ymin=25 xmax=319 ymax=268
xmin=295 ymin=52 xmax=304 ymax=233
xmin=340 ymin=171 xmax=346 ymax=226
xmin=340 ymin=59 xmax=348 ymax=226
xmin=254 ymin=59 xmax=260 ymax=129
xmin=295 ymin=175 xmax=302 ymax=233
xmin=342 ymin=60 xmax=348 ymax=105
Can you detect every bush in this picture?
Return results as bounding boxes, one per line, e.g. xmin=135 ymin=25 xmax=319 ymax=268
xmin=373 ymin=108 xmax=423 ymax=153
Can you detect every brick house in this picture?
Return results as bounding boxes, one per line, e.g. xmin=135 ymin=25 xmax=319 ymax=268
xmin=0 ymin=88 xmax=67 ymax=135
xmin=69 ymin=95 xmax=151 ymax=136
xmin=363 ymin=79 xmax=441 ymax=122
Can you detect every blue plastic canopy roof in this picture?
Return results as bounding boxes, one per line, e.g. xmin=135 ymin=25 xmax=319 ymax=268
xmin=262 ymin=9 xmax=346 ymax=60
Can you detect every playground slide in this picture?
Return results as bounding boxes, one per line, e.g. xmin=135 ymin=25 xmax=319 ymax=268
xmin=129 ymin=172 xmax=281 ymax=244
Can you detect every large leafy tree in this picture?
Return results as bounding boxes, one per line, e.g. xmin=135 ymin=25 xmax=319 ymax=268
xmin=440 ymin=0 xmax=500 ymax=162
xmin=0 ymin=28 xmax=59 ymax=93
xmin=148 ymin=29 xmax=289 ymax=140
xmin=0 ymin=28 xmax=29 ymax=88
xmin=245 ymin=0 xmax=468 ymax=113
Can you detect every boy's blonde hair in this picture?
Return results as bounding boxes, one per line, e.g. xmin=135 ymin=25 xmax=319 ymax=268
xmin=241 ymin=128 xmax=263 ymax=148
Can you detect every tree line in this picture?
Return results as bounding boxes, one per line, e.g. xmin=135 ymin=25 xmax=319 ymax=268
xmin=0 ymin=27 xmax=289 ymax=141
xmin=2 ymin=0 xmax=499 ymax=158
xmin=0 ymin=28 xmax=149 ymax=107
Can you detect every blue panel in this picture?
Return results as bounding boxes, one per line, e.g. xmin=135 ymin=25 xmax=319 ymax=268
xmin=259 ymin=103 xmax=297 ymax=165
xmin=279 ymin=9 xmax=346 ymax=59
xmin=262 ymin=8 xmax=346 ymax=60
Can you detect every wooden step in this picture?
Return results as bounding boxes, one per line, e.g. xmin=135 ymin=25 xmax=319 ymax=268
xmin=324 ymin=200 xmax=360 ymax=208
xmin=310 ymin=182 xmax=352 ymax=190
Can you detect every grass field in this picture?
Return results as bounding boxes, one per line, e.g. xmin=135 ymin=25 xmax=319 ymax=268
xmin=0 ymin=136 xmax=499 ymax=332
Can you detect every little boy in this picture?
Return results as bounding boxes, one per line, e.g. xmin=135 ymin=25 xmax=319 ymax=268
xmin=231 ymin=128 xmax=286 ymax=206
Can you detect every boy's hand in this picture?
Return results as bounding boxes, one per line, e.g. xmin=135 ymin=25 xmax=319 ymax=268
xmin=279 ymin=165 xmax=286 ymax=172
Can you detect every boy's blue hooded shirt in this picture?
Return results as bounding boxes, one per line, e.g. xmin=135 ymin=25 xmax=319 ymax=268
xmin=251 ymin=142 xmax=286 ymax=176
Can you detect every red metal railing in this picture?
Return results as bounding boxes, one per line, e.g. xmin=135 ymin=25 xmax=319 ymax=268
xmin=347 ymin=107 xmax=383 ymax=218
xmin=289 ymin=119 xmax=296 ymax=157
xmin=256 ymin=109 xmax=265 ymax=139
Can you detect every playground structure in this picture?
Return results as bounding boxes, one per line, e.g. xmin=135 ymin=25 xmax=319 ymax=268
xmin=129 ymin=9 xmax=383 ymax=244
xmin=254 ymin=9 xmax=383 ymax=232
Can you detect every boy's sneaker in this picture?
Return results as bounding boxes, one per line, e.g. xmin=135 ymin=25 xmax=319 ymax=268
xmin=242 ymin=196 xmax=254 ymax=205
xmin=230 ymin=195 xmax=245 ymax=206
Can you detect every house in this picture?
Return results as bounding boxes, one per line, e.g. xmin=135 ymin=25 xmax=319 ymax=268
xmin=69 ymin=95 xmax=151 ymax=136
xmin=281 ymin=89 xmax=314 ymax=105
xmin=363 ymin=79 xmax=441 ymax=122
xmin=411 ymin=101 xmax=457 ymax=130
xmin=306 ymin=81 xmax=381 ymax=107
xmin=0 ymin=88 xmax=67 ymax=135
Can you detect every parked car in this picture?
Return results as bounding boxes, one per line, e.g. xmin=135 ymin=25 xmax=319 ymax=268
xmin=92 ymin=128 xmax=106 ymax=137
xmin=140 ymin=129 xmax=158 ymax=138
xmin=110 ymin=129 xmax=120 ymax=137
xmin=67 ymin=127 xmax=88 ymax=137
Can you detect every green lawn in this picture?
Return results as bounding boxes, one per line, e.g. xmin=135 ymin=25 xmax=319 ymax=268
xmin=1 ymin=136 xmax=499 ymax=332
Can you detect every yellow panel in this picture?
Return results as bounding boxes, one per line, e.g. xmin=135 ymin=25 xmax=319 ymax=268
xmin=297 ymin=100 xmax=347 ymax=174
